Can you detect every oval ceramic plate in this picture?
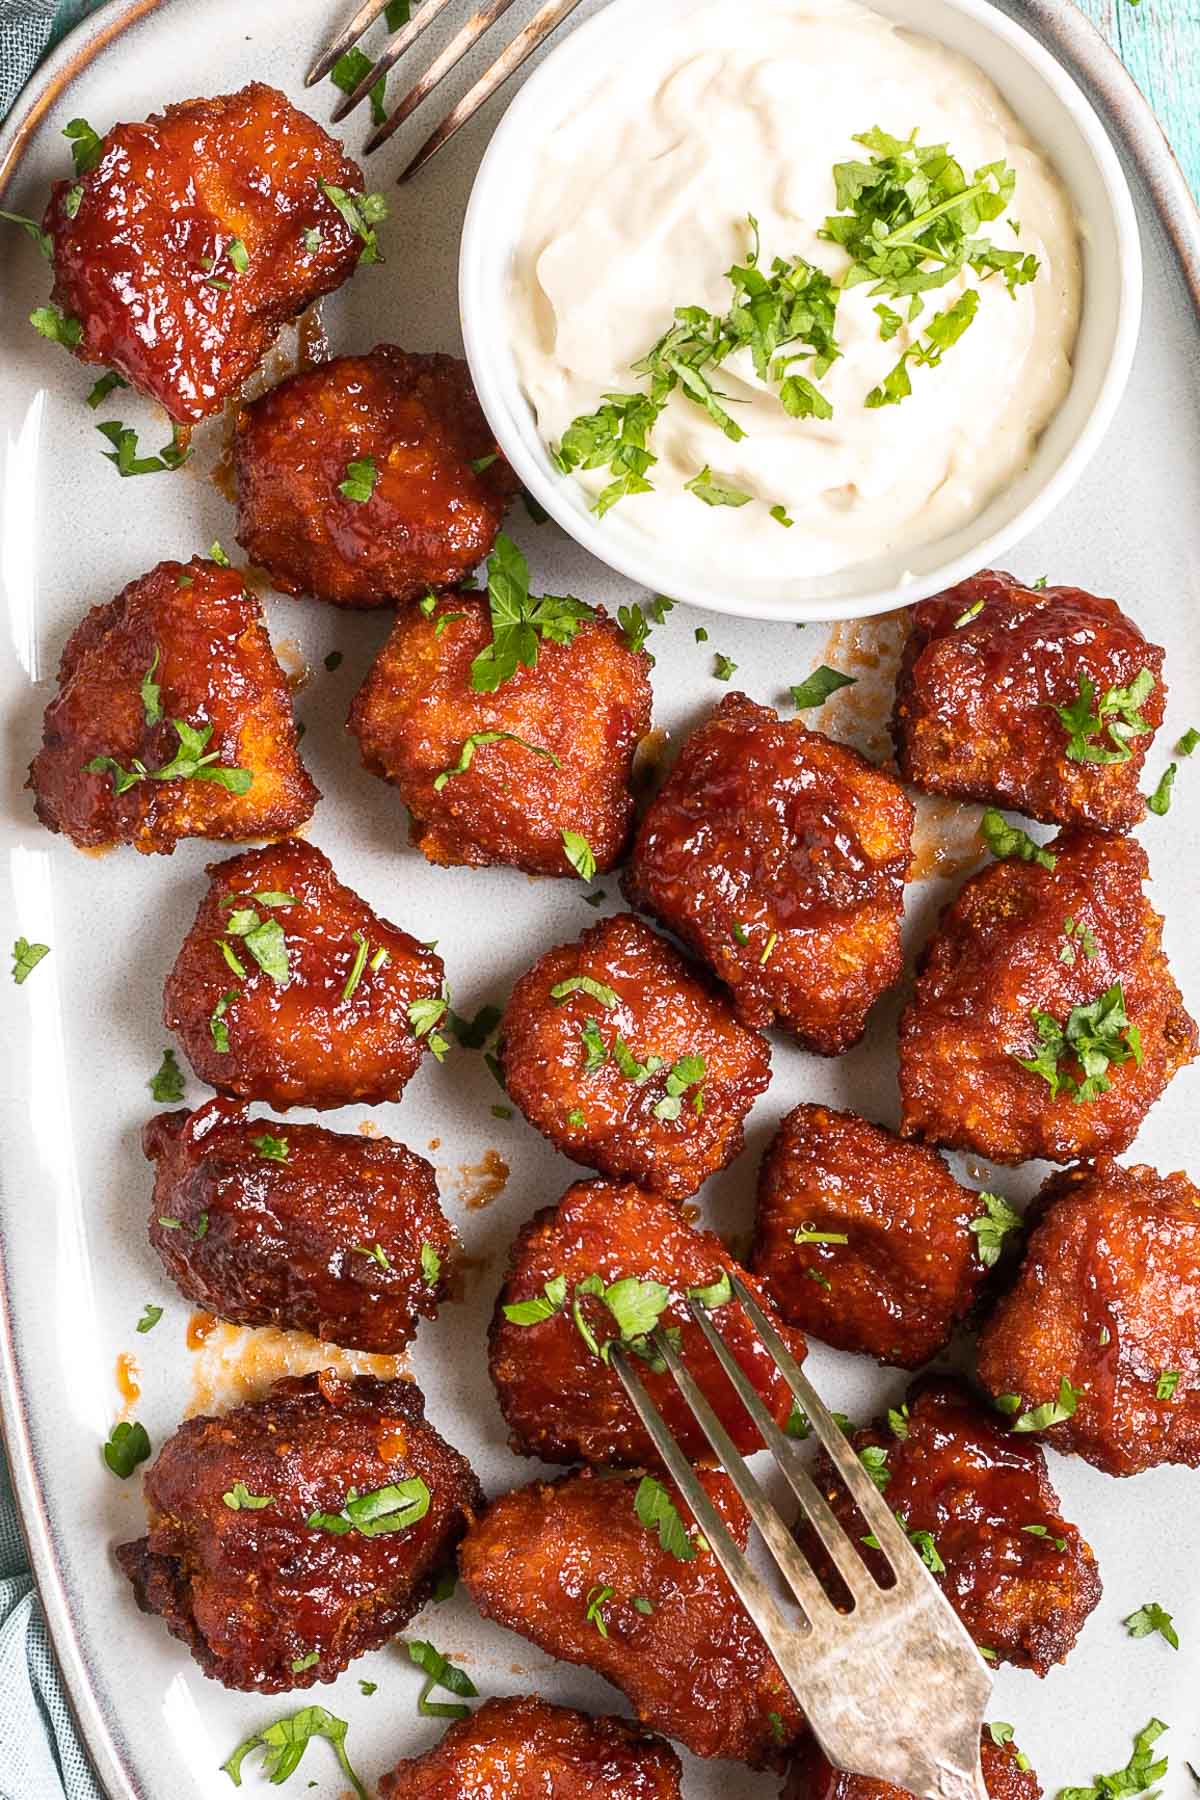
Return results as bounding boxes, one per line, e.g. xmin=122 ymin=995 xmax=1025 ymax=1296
xmin=1 ymin=3 xmax=1199 ymax=1798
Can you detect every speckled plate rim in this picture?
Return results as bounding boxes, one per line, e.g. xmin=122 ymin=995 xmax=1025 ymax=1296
xmin=0 ymin=3 xmax=1198 ymax=1796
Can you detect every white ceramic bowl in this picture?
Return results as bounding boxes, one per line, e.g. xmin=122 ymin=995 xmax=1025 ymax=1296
xmin=459 ymin=0 xmax=1142 ymax=622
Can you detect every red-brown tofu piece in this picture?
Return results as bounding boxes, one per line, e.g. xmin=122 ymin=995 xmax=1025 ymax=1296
xmin=892 ymin=571 xmax=1166 ymax=833
xmin=977 ymin=1159 xmax=1200 ymax=1476
xmin=116 ymin=1373 xmax=482 ymax=1692
xmin=899 ymin=827 xmax=1196 ymax=1163
xmin=44 ymin=85 xmax=371 ymax=422
xmin=234 ymin=348 xmax=519 ymax=606
xmin=458 ymin=1467 xmax=805 ymax=1768
xmin=143 ymin=1098 xmax=453 ymax=1352
xmin=28 ymin=556 xmax=316 ymax=854
xmin=488 ymin=1178 xmax=807 ymax=1467
xmin=783 ymin=1730 xmax=1041 ymax=1800
xmin=752 ymin=1103 xmax=989 ymax=1367
xmin=623 ymin=693 xmax=913 ymax=1053
xmin=349 ymin=590 xmax=652 ymax=875
xmin=500 ymin=913 xmax=771 ymax=1200
xmin=378 ymin=1696 xmax=683 ymax=1799
xmin=162 ymin=838 xmax=445 ymax=1109
xmin=797 ymin=1380 xmax=1101 ymax=1674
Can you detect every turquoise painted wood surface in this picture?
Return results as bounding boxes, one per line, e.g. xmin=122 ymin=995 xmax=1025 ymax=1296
xmin=49 ymin=0 xmax=1198 ymax=194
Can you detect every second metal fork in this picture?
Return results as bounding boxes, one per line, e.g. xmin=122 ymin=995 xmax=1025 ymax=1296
xmin=307 ymin=0 xmax=586 ymax=179
xmin=610 ymin=1274 xmax=992 ymax=1800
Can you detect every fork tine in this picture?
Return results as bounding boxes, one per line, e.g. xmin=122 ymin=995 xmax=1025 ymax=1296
xmin=609 ymin=1345 xmax=819 ymax=1673
xmin=363 ymin=0 xmax=519 ymax=151
xmin=395 ymin=0 xmax=586 ymax=178
xmin=729 ymin=1275 xmax=920 ymax=1580
xmin=650 ymin=1327 xmax=847 ymax=1621
xmin=306 ymin=0 xmax=393 ymax=87
xmin=325 ymin=0 xmax=457 ymax=119
xmin=685 ymin=1296 xmax=888 ymax=1603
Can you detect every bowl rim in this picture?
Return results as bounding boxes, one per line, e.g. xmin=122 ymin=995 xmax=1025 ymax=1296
xmin=459 ymin=0 xmax=1144 ymax=623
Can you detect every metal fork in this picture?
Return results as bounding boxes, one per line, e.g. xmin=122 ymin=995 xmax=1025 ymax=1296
xmin=306 ymin=0 xmax=586 ymax=179
xmin=610 ymin=1273 xmax=991 ymax=1800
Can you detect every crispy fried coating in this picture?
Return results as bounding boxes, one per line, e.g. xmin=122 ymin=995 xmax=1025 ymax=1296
xmin=349 ymin=593 xmax=653 ymax=874
xmin=234 ymin=349 xmax=519 ymax=606
xmin=796 ymin=1379 xmax=1101 ymax=1674
xmin=458 ymin=1467 xmax=805 ymax=1768
xmin=143 ymin=1097 xmax=453 ymax=1352
xmin=751 ymin=1104 xmax=988 ymax=1367
xmin=977 ymin=1159 xmax=1200 ymax=1475
xmin=162 ymin=838 xmax=445 ymax=1109
xmin=378 ymin=1696 xmax=683 ymax=1799
xmin=783 ymin=1730 xmax=1041 ymax=1800
xmin=28 ymin=556 xmax=316 ymax=854
xmin=115 ymin=1372 xmax=483 ymax=1692
xmin=44 ymin=85 xmax=368 ymax=423
xmin=899 ymin=828 xmax=1196 ymax=1163
xmin=623 ymin=693 xmax=913 ymax=1053
xmin=892 ymin=571 xmax=1166 ymax=833
xmin=488 ymin=1178 xmax=806 ymax=1467
xmin=500 ymin=913 xmax=770 ymax=1199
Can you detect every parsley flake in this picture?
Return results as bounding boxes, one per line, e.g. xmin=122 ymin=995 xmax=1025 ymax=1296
xmin=95 ymin=418 xmax=189 ymax=477
xmin=103 ymin=1420 xmax=150 ymax=1479
xmin=585 ymin=1584 xmax=614 ymax=1637
xmin=252 ymin=1133 xmax=289 ymax=1162
xmin=634 ymin=1474 xmax=697 ymax=1561
xmin=222 ymin=1481 xmax=274 ymax=1511
xmin=434 ymin=730 xmax=560 ymax=791
xmin=1146 ymin=764 xmax=1176 ymax=816
xmin=790 ymin=666 xmax=857 ymax=709
xmin=11 ymin=938 xmax=49 ymax=984
xmin=318 ymin=180 xmax=387 ymax=265
xmin=148 ymin=1047 xmax=184 ymax=1102
xmin=30 ymin=306 xmax=82 ymax=348
xmin=406 ymin=1639 xmax=478 ymax=1720
xmin=550 ymin=975 xmax=617 ymax=1008
xmin=136 ymin=1304 xmax=163 ymax=1334
xmin=1124 ymin=1603 xmax=1179 ymax=1650
xmin=221 ymin=1705 xmax=367 ymax=1799
xmin=470 ymin=535 xmax=594 ymax=692
xmin=1016 ymin=983 xmax=1142 ymax=1103
xmin=63 ymin=116 xmax=104 ymax=175
xmin=968 ymin=1191 xmax=1023 ymax=1268
xmin=1055 ymin=668 xmax=1156 ymax=765
xmin=561 ymin=828 xmax=597 ymax=880
xmin=1009 ymin=1376 xmax=1081 ymax=1433
xmin=981 ymin=808 xmax=1056 ymax=869
xmin=338 ymin=456 xmax=377 ymax=503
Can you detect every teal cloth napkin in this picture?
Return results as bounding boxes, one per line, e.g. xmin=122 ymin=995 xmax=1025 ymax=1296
xmin=1 ymin=0 xmax=93 ymax=115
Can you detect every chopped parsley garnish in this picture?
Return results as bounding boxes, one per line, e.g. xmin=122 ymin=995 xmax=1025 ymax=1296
xmin=86 ymin=716 xmax=250 ymax=796
xmin=63 ymin=116 xmax=104 ymax=175
xmin=1006 ymin=1376 xmax=1081 ymax=1433
xmin=209 ymin=540 xmax=231 ymax=566
xmin=617 ymin=602 xmax=654 ymax=658
xmin=695 ymin=626 xmax=709 ymax=643
xmin=317 ymin=180 xmax=388 ymax=264
xmin=1146 ymin=764 xmax=1176 ymax=816
xmin=303 ymin=226 xmax=323 ymax=253
xmin=1054 ymin=668 xmax=1155 ymax=764
xmin=470 ymin=534 xmax=593 ymax=691
xmin=713 ymin=652 xmax=737 ymax=680
xmin=789 ymin=666 xmax=857 ymax=709
xmin=1156 ymin=1369 xmax=1180 ymax=1400
xmin=502 ymin=1273 xmax=569 ymax=1326
xmin=11 ymin=938 xmax=49 ymax=984
xmin=358 ymin=1680 xmax=377 ymax=1697
xmin=408 ymin=989 xmax=451 ymax=1060
xmin=96 ymin=418 xmax=190 ymax=477
xmin=86 ymin=370 xmax=128 ymax=409
xmin=634 ymin=1475 xmax=696 ymax=1561
xmin=981 ymin=808 xmax=1056 ymax=869
xmin=561 ymin=828 xmax=597 ymax=880
xmin=1056 ymin=1717 xmax=1167 ymax=1800
xmin=30 ymin=305 xmax=82 ymax=348
xmin=291 ymin=1651 xmax=319 ymax=1673
xmin=968 ymin=1191 xmax=1023 ymax=1268
xmin=221 ymin=1705 xmax=367 ymax=1799
xmin=447 ymin=1001 xmax=503 ymax=1049
xmin=793 ymin=1226 xmax=849 ymax=1245
xmin=550 ymin=975 xmax=617 ymax=1008
xmin=863 ymin=1516 xmax=944 ymax=1573
xmin=222 ymin=1481 xmax=274 ymax=1511
xmin=865 ymin=288 xmax=979 ymax=408
xmin=353 ymin=1242 xmax=391 ymax=1270
xmin=63 ymin=184 xmax=83 ymax=218
xmin=251 ymin=1133 xmax=289 ymax=1162
xmin=858 ymin=1445 xmax=890 ymax=1490
xmin=1058 ymin=915 xmax=1099 ymax=967
xmin=1177 ymin=726 xmax=1200 ymax=757
xmin=1020 ymin=1523 xmax=1066 ymax=1550
xmin=470 ymin=452 xmax=499 ymax=473
xmin=307 ymin=1479 xmax=430 ymax=1539
xmin=0 ymin=206 xmax=52 ymax=260
xmin=503 ymin=1268 xmax=673 ymax=1369
xmin=338 ymin=455 xmax=378 ymax=503
xmin=136 ymin=1304 xmax=162 ymax=1334
xmin=770 ymin=503 xmax=794 ymax=527
xmin=1016 ymin=982 xmax=1142 ymax=1103
xmin=420 ymin=1242 xmax=441 ymax=1286
xmin=103 ymin=1420 xmax=150 ymax=1478
xmin=330 ymin=45 xmax=389 ymax=127
xmin=687 ymin=1271 xmax=733 ymax=1308
xmin=632 ymin=1595 xmax=654 ymax=1615
xmin=406 ymin=1639 xmax=478 ymax=1720
xmin=686 ymin=467 xmax=751 ymax=508
xmin=584 ymin=1584 xmax=616 ymax=1638
xmin=148 ymin=1048 xmax=184 ymax=1102
xmin=218 ymin=905 xmax=290 ymax=986
xmin=433 ymin=730 xmax=560 ymax=791
xmin=652 ymin=1054 xmax=706 ymax=1121
xmin=887 ymin=1404 xmax=910 ymax=1440
xmin=210 ymin=990 xmax=236 ymax=1053
xmin=805 ymin=1268 xmax=831 ymax=1291
xmin=1124 ymin=1603 xmax=1178 ymax=1650
xmin=954 ymin=598 xmax=985 ymax=628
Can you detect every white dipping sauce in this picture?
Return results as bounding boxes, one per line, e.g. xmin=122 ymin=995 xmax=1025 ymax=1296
xmin=508 ymin=0 xmax=1082 ymax=583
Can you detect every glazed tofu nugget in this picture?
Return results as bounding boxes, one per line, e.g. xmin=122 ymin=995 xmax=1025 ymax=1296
xmin=899 ymin=828 xmax=1195 ymax=1163
xmin=784 ymin=1729 xmax=1041 ymax=1800
xmin=29 ymin=556 xmax=316 ymax=854
xmin=235 ymin=349 xmax=519 ymax=606
xmin=163 ymin=838 xmax=445 ymax=1109
xmin=623 ymin=693 xmax=913 ymax=1052
xmin=797 ymin=1380 xmax=1100 ymax=1674
xmin=500 ymin=913 xmax=770 ymax=1199
xmin=752 ymin=1104 xmax=989 ymax=1367
xmin=116 ymin=1372 xmax=483 ymax=1692
xmin=44 ymin=84 xmax=371 ymax=421
xmin=488 ymin=1178 xmax=806 ymax=1467
xmin=893 ymin=570 xmax=1166 ymax=833
xmin=379 ymin=1696 xmax=682 ymax=1799
xmin=458 ymin=1467 xmax=804 ymax=1767
xmin=977 ymin=1159 xmax=1200 ymax=1475
xmin=349 ymin=569 xmax=652 ymax=874
xmin=144 ymin=1097 xmax=453 ymax=1353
